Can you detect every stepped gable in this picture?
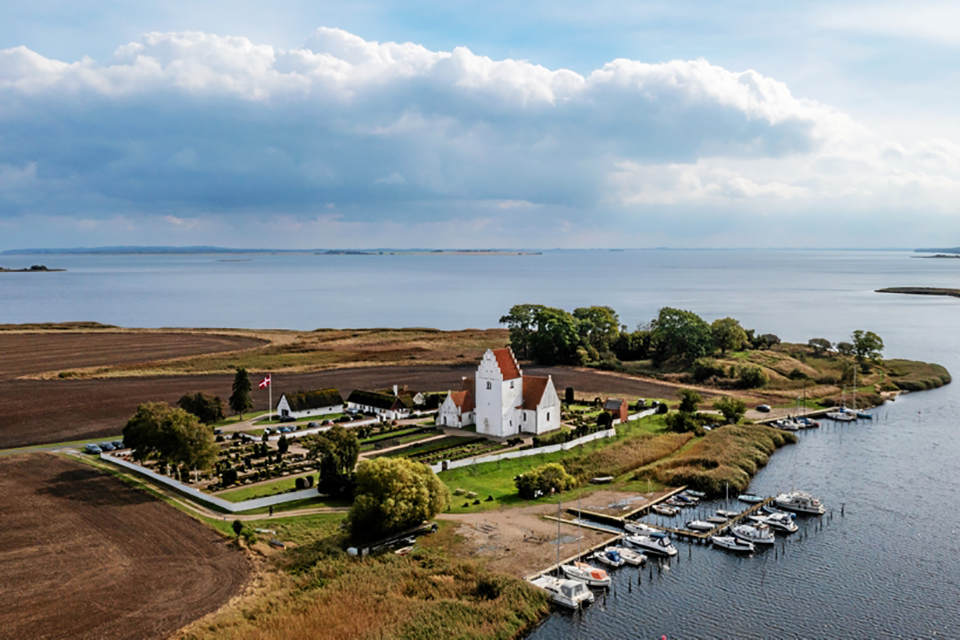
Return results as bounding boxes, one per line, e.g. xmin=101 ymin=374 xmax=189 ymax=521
xmin=521 ymin=375 xmax=550 ymax=410
xmin=492 ymin=347 xmax=521 ymax=380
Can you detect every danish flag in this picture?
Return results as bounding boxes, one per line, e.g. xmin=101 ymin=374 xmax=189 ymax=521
xmin=258 ymin=375 xmax=271 ymax=389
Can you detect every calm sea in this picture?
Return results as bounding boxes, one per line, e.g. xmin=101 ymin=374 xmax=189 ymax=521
xmin=3 ymin=249 xmax=960 ymax=637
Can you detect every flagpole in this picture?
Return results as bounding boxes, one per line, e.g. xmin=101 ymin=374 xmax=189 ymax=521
xmin=269 ymin=374 xmax=272 ymax=423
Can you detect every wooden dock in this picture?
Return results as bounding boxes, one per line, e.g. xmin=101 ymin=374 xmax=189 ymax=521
xmin=565 ymin=486 xmax=690 ymax=526
xmin=641 ymin=496 xmax=776 ymax=542
xmin=526 ymin=517 xmax=621 ymax=580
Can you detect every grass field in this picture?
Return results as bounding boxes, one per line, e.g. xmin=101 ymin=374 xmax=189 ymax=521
xmin=215 ymin=475 xmax=313 ymax=502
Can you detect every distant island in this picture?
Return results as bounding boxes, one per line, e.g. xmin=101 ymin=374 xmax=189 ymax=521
xmin=915 ymin=247 xmax=960 ymax=254
xmin=913 ymin=254 xmax=960 ymax=259
xmin=877 ymin=287 xmax=960 ymax=299
xmin=1 ymin=246 xmax=542 ymax=256
xmin=0 ymin=265 xmax=64 ymax=273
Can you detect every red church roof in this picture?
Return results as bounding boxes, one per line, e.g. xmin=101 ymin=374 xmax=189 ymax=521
xmin=492 ymin=348 xmax=521 ymax=380
xmin=448 ymin=390 xmax=475 ymax=413
xmin=521 ymin=375 xmax=550 ymax=410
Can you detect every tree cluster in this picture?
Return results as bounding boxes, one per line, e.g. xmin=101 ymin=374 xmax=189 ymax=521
xmin=177 ymin=391 xmax=225 ymax=424
xmin=347 ymin=457 xmax=449 ymax=542
xmin=499 ymin=304 xmax=621 ymax=365
xmin=122 ymin=402 xmax=219 ymax=471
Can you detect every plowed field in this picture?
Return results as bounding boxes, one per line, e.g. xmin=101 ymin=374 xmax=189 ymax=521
xmin=0 ymin=332 xmax=265 ymax=379
xmin=0 ymin=454 xmax=248 ymax=640
xmin=0 ymin=364 xmax=711 ymax=449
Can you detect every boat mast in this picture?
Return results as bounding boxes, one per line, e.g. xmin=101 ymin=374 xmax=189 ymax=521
xmin=556 ymin=500 xmax=561 ymax=577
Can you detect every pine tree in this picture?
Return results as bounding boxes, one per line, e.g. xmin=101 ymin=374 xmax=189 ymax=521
xmin=229 ymin=367 xmax=253 ymax=420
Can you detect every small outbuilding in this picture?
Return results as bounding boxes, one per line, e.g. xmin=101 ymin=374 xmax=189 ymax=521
xmin=603 ymin=398 xmax=630 ymax=423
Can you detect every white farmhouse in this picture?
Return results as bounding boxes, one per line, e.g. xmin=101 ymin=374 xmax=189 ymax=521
xmin=440 ymin=347 xmax=560 ymax=437
xmin=276 ymin=388 xmax=344 ymax=420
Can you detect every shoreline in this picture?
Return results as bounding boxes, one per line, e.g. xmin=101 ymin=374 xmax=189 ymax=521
xmin=876 ymin=286 xmax=960 ymax=299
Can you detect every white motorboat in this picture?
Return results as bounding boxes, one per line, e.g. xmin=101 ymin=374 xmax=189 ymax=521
xmin=706 ymin=515 xmax=729 ymax=524
xmin=529 ymin=575 xmax=595 ymax=609
xmin=773 ymin=418 xmax=800 ymax=431
xmin=652 ymin=504 xmax=679 ymax=516
xmin=711 ymin=535 xmax=756 ymax=553
xmin=561 ymin=561 xmax=612 ymax=587
xmin=731 ymin=523 xmax=776 ymax=546
xmin=609 ymin=545 xmax=647 ymax=566
xmin=624 ymin=522 xmax=659 ymax=535
xmin=750 ymin=512 xmax=799 ymax=533
xmin=716 ymin=509 xmax=739 ymax=518
xmin=625 ymin=533 xmax=679 ymax=557
xmin=683 ymin=490 xmax=707 ymax=499
xmin=591 ymin=548 xmax=626 ymax=568
xmin=774 ymin=490 xmax=825 ymax=515
xmin=738 ymin=493 xmax=765 ymax=504
xmin=686 ymin=520 xmax=715 ymax=532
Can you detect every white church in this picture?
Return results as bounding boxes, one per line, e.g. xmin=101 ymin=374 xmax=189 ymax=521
xmin=438 ymin=347 xmax=561 ymax=437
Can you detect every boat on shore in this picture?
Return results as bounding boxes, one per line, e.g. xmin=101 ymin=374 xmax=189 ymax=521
xmin=529 ymin=575 xmax=595 ymax=609
xmin=609 ymin=545 xmax=647 ymax=566
xmin=711 ymin=535 xmax=756 ymax=553
xmin=625 ymin=533 xmax=679 ymax=557
xmin=775 ymin=490 xmax=825 ymax=515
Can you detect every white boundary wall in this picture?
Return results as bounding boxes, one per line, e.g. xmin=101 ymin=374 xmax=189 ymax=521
xmin=428 ymin=407 xmax=658 ymax=473
xmin=429 ymin=428 xmax=616 ymax=473
xmin=101 ymin=454 xmax=322 ymax=513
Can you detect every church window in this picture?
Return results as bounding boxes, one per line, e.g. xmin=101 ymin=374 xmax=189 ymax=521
xmin=510 ymin=380 xmax=514 ymax=389
xmin=547 ymin=412 xmax=551 ymax=421
xmin=486 ymin=381 xmax=492 ymax=390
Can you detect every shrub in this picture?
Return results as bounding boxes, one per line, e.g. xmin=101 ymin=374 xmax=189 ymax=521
xmin=295 ymin=476 xmax=307 ymax=490
xmin=657 ymin=402 xmax=669 ymax=414
xmin=515 ymin=462 xmax=577 ymax=499
xmin=677 ymin=388 xmax=702 ymax=413
xmin=738 ymin=365 xmax=769 ymax=388
xmin=665 ymin=411 xmax=699 ymax=433
xmin=713 ymin=397 xmax=747 ymax=424
xmin=231 ymin=519 xmax=244 ymax=536
xmin=692 ymin=358 xmax=726 ymax=382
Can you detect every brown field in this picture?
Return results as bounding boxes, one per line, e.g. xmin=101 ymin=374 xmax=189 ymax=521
xmin=0 ymin=454 xmax=248 ymax=640
xmin=0 ymin=331 xmax=266 ymax=380
xmin=1 ymin=364 xmax=693 ymax=449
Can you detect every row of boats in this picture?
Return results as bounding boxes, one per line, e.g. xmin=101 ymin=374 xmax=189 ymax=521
xmin=529 ymin=490 xmax=826 ymax=609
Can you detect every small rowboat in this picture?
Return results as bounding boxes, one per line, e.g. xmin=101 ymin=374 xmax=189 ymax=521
xmin=738 ymin=493 xmax=765 ymax=504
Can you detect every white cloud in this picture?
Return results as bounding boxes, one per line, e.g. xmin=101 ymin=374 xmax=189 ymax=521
xmin=0 ymin=26 xmax=958 ymax=248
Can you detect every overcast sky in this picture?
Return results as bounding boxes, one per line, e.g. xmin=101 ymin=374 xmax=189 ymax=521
xmin=2 ymin=1 xmax=960 ymax=249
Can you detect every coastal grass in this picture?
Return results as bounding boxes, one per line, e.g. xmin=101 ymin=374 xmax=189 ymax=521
xmin=178 ymin=524 xmax=548 ymax=640
xmin=633 ymin=424 xmax=797 ymax=495
xmin=883 ymin=359 xmax=952 ymax=391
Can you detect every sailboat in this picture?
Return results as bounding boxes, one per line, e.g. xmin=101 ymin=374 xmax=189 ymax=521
xmin=561 ymin=498 xmax=611 ymax=587
xmin=528 ymin=502 xmax=596 ymax=608
xmin=826 ymin=386 xmax=856 ymax=422
xmin=851 ymin=364 xmax=873 ymax=419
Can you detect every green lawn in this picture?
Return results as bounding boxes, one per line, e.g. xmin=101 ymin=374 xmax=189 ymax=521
xmin=236 ymin=495 xmax=350 ymax=515
xmin=377 ymin=435 xmax=477 ymax=459
xmin=213 ymin=410 xmax=270 ymax=427
xmin=438 ymin=413 xmax=671 ymax=513
xmin=359 ymin=430 xmax=438 ymax=452
xmin=215 ymin=475 xmax=313 ymax=502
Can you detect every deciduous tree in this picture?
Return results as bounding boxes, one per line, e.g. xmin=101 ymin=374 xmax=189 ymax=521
xmin=713 ymin=397 xmax=747 ymax=424
xmin=677 ymin=388 xmax=702 ymax=413
xmin=348 ymin=457 xmax=449 ymax=542
xmin=499 ymin=304 xmax=545 ymax=359
xmin=808 ymin=338 xmax=832 ymax=355
xmin=851 ymin=330 xmax=884 ymax=369
xmin=573 ymin=306 xmax=621 ymax=353
xmin=711 ymin=317 xmax=748 ymax=355
xmin=650 ymin=308 xmax=714 ymax=363
xmin=309 ymin=425 xmax=360 ymax=496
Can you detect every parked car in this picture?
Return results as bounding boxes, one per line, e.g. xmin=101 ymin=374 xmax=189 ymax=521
xmin=99 ymin=442 xmax=115 ymax=451
xmin=111 ymin=440 xmax=124 ymax=449
xmin=756 ymin=404 xmax=772 ymax=413
xmin=263 ymin=428 xmax=272 ymax=435
xmin=213 ymin=429 xmax=223 ymax=435
xmin=307 ymin=422 xmax=320 ymax=428
xmin=84 ymin=444 xmax=102 ymax=454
